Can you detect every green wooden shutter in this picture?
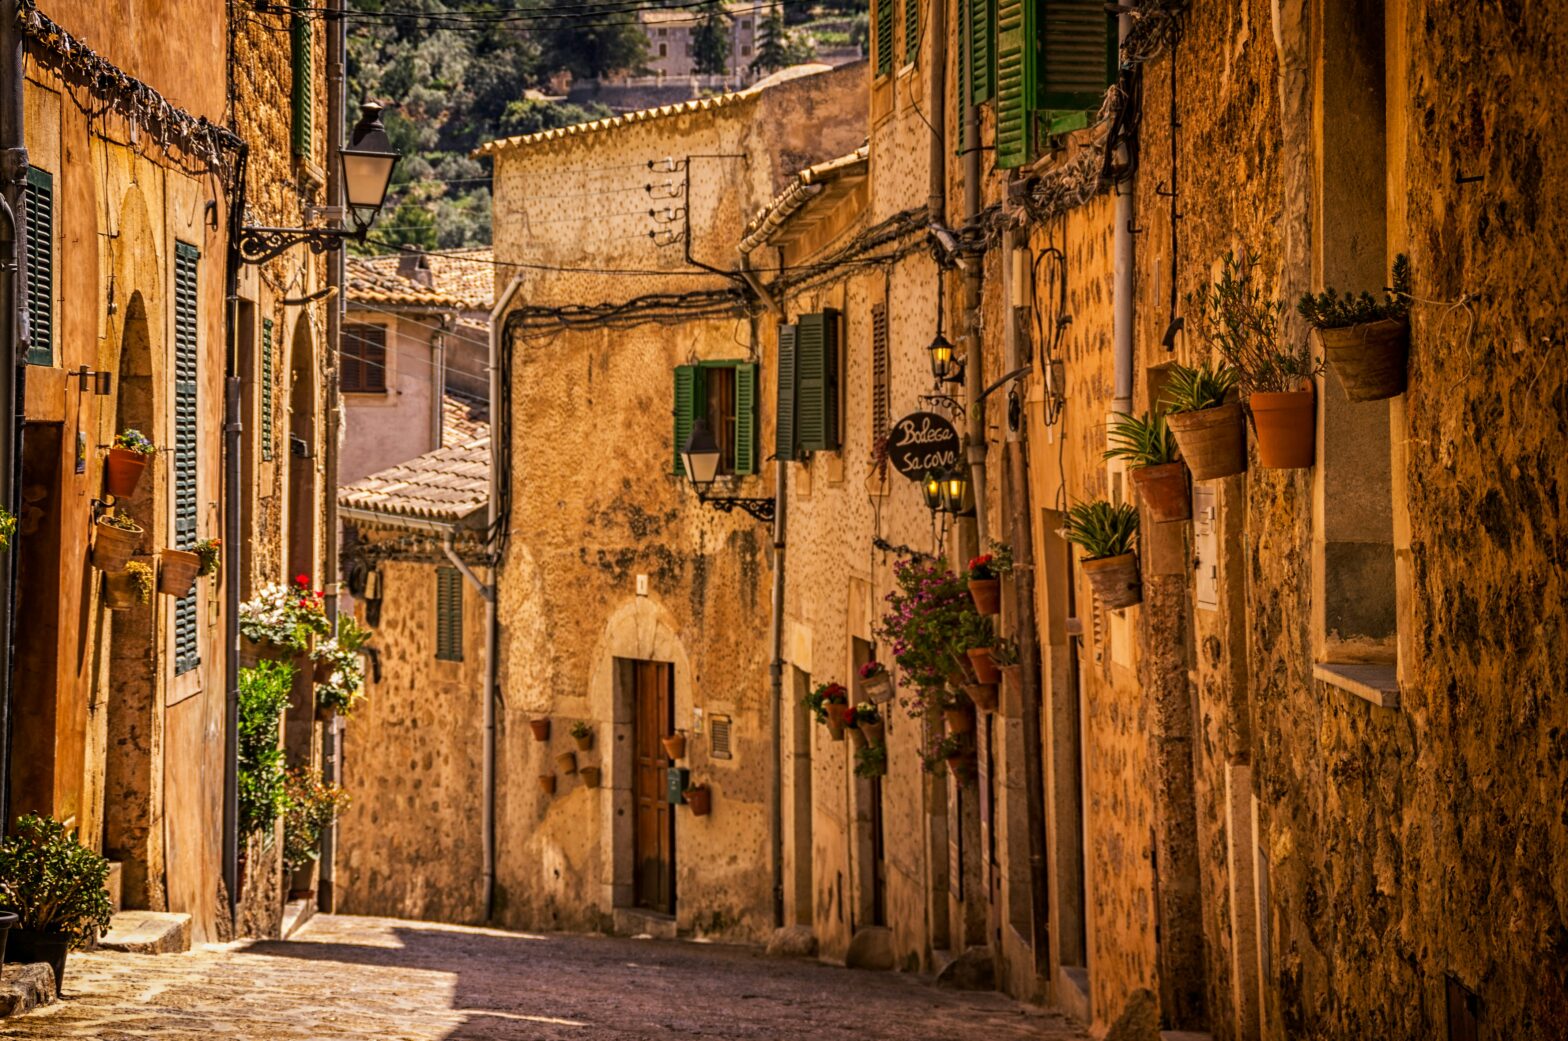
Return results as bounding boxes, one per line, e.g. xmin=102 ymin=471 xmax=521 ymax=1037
xmin=174 ymin=241 xmax=201 ymax=676
xmin=995 ymin=0 xmax=1037 ymax=168
xmin=904 ymin=0 xmax=919 ymax=63
xmin=733 ymin=363 xmax=756 ymax=476
xmin=875 ymin=0 xmax=894 ymax=75
xmin=23 ymin=168 xmax=52 ymax=366
xmin=796 ymin=310 xmax=840 ymax=454
xmin=261 ymin=317 xmax=275 ymax=463
xmin=291 ymin=7 xmax=313 ymax=157
xmin=775 ymin=323 xmax=797 ymax=462
xmin=436 ymin=567 xmax=463 ymax=662
xmin=969 ymin=0 xmax=996 ymax=103
xmin=1040 ymin=0 xmax=1118 ymax=119
xmin=672 ymin=364 xmax=697 ymax=475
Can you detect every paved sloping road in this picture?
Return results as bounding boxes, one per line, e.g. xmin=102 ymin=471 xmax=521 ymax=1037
xmin=0 ymin=914 xmax=1088 ymax=1040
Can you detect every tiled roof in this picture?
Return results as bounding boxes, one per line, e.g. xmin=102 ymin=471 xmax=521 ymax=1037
xmin=739 ymin=145 xmax=870 ymax=254
xmin=339 ymin=438 xmax=490 ymax=526
xmin=443 ymin=392 xmax=489 ymax=447
xmin=346 ymin=248 xmax=495 ymax=311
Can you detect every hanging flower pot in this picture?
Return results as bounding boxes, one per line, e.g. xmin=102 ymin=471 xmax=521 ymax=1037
xmin=943 ymin=703 xmax=974 ymax=735
xmin=1166 ymin=403 xmax=1247 ymax=481
xmin=968 ymin=577 xmax=1001 ymax=615
xmin=105 ymin=446 xmax=152 ymax=499
xmin=537 ymin=774 xmax=555 ymax=796
xmin=529 ymin=718 xmax=551 ymax=742
xmin=858 ymin=663 xmax=894 ymax=703
xmin=847 ymin=725 xmax=868 ymax=751
xmin=962 ymin=682 xmax=998 ymax=713
xmin=1081 ymin=552 xmax=1142 ymax=610
xmin=1249 ymin=386 xmax=1316 ymax=469
xmin=580 ymin=766 xmax=602 ymax=789
xmin=1316 ymin=319 xmax=1409 ymax=401
xmin=685 ymin=785 xmax=711 ymax=816
xmin=661 ymin=732 xmax=687 ymax=759
xmin=312 ymin=656 xmax=335 ymax=684
xmin=966 ymin=646 xmax=1001 ymax=685
xmin=825 ymin=702 xmax=849 ymax=741
xmin=157 ymin=549 xmax=202 ymax=597
xmin=103 ymin=562 xmax=153 ymax=611
xmin=858 ymin=719 xmax=885 ymax=746
xmin=1131 ymin=461 xmax=1191 ymax=522
xmin=555 ymin=751 xmax=578 ymax=775
xmin=570 ymin=723 xmax=594 ymax=752
xmin=91 ymin=515 xmax=143 ymax=573
xmin=314 ymin=702 xmax=336 ymax=723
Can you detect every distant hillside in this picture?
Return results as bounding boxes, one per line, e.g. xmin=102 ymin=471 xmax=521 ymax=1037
xmin=347 ymin=0 xmax=864 ymax=250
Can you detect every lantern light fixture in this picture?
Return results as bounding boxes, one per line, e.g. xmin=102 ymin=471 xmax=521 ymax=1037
xmin=921 ymin=471 xmax=944 ymax=512
xmin=928 ymin=267 xmax=964 ymax=384
xmin=679 ymin=418 xmax=775 ymax=523
xmin=939 ymin=467 xmax=969 ymax=515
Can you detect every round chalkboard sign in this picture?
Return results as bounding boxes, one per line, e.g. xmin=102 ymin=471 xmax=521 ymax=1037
xmin=886 ymin=411 xmax=961 ymax=481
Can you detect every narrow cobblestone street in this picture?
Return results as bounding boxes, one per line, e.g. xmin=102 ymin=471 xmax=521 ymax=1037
xmin=0 ymin=915 xmax=1087 ymax=1040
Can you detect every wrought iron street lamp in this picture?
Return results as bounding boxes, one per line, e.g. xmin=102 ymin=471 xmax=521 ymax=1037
xmin=921 ymin=471 xmax=944 ymax=511
xmin=679 ymin=418 xmax=775 ymax=523
xmin=238 ymin=102 xmax=401 ymax=264
xmin=939 ymin=467 xmax=969 ymax=515
xmin=927 ymin=272 xmax=964 ymax=384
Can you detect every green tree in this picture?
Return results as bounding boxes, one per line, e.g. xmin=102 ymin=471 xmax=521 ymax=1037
xmin=751 ymin=6 xmax=817 ymax=74
xmin=497 ymin=98 xmax=613 ymax=137
xmin=692 ymin=0 xmax=732 ymax=75
xmin=540 ymin=17 xmax=649 ymax=79
xmin=380 ymin=199 xmax=438 ymax=252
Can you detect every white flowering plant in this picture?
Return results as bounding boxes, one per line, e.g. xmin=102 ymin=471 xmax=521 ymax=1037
xmin=239 ymin=576 xmax=330 ymax=652
xmin=313 ymin=614 xmax=370 ymax=715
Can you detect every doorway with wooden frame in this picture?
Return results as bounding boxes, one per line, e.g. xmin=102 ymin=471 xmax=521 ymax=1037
xmin=633 ymin=659 xmax=676 ymax=915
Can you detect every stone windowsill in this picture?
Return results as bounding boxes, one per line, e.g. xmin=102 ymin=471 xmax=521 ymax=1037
xmin=1314 ymin=661 xmax=1400 ymax=710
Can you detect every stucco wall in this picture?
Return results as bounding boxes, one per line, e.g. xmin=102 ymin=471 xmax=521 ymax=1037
xmin=340 ymin=313 xmax=444 ymax=486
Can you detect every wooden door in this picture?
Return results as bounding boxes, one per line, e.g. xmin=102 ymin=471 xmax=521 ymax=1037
xmin=633 ymin=661 xmax=675 ymax=913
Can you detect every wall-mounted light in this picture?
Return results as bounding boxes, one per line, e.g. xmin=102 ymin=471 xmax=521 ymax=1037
xmin=939 ymin=467 xmax=969 ymax=515
xmin=678 ymin=418 xmax=775 ymax=523
xmin=928 ymin=270 xmax=964 ymax=385
xmin=69 ymin=365 xmax=112 ymax=395
xmin=921 ymin=471 xmax=943 ymax=511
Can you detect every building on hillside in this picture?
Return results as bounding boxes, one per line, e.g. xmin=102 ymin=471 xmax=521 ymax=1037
xmin=639 ymin=3 xmax=760 ymax=84
xmin=1 ymin=0 xmax=332 ymax=946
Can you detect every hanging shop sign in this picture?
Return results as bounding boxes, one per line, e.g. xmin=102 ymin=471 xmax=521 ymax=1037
xmin=886 ymin=411 xmax=961 ymax=481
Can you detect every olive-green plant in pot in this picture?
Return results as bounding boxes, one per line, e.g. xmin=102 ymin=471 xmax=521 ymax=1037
xmin=1106 ymin=410 xmax=1190 ymax=521
xmin=0 ymin=815 xmax=114 ymax=994
xmin=1298 ymin=254 xmax=1412 ymax=402
xmin=1161 ymin=362 xmax=1246 ymax=480
xmin=1063 ymin=500 xmax=1141 ymax=610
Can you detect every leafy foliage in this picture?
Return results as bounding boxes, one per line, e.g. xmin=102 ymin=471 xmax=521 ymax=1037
xmin=0 ymin=815 xmax=113 ymax=948
xmin=875 ymin=559 xmax=989 ymax=717
xmin=854 ymin=742 xmax=886 ymax=778
xmin=125 ymin=560 xmax=154 ymax=603
xmin=1161 ymin=361 xmax=1240 ymax=413
xmin=239 ymin=661 xmax=294 ymax=836
xmin=1062 ymin=500 xmax=1139 ymax=561
xmin=1296 ymin=254 xmax=1412 ymax=329
xmin=692 ymin=0 xmax=732 ymax=74
xmin=1190 ymin=252 xmax=1318 ymax=394
xmin=241 ymin=578 xmax=331 ymax=653
xmin=282 ymin=767 xmax=350 ymax=876
xmin=0 ymin=507 xmax=14 ymax=551
xmin=802 ymin=681 xmax=848 ymax=723
xmin=751 ymin=6 xmax=818 ymax=73
xmin=113 ymin=428 xmax=157 ymax=455
xmin=1104 ymin=411 xmax=1179 ymax=467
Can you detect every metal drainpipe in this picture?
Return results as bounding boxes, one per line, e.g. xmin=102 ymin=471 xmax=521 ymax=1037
xmin=485 ymin=274 xmax=524 ymax=921
xmin=1112 ymin=9 xmax=1135 ymax=416
xmin=768 ymin=322 xmax=787 ymax=929
xmin=0 ymin=0 xmax=25 ymax=831
xmin=959 ymin=4 xmax=987 ymax=553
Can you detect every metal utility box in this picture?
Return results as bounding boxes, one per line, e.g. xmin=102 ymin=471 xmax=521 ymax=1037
xmin=665 ymin=766 xmax=690 ymax=804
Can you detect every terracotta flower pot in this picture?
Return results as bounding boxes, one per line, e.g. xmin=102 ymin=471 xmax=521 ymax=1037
xmin=537 ymin=774 xmax=555 ymax=796
xmin=580 ymin=766 xmax=601 ymax=789
xmin=685 ymin=786 xmax=711 ymax=816
xmin=1249 ymin=388 xmax=1316 ymax=469
xmin=859 ymin=720 xmax=885 ymax=746
xmin=239 ymin=635 xmax=293 ymax=669
xmin=847 ymin=726 xmax=868 ymax=751
xmin=967 ymin=646 xmax=1001 ymax=685
xmin=861 ymin=672 xmax=894 ymax=703
xmin=662 ymin=732 xmax=687 ymax=759
xmin=1131 ymin=461 xmax=1191 ymax=522
xmin=555 ymin=751 xmax=577 ymax=775
xmin=573 ymin=732 xmax=594 ymax=752
xmin=529 ymin=718 xmax=551 ymax=742
xmin=1166 ymin=403 xmax=1247 ymax=481
xmin=157 ymin=548 xmax=202 ymax=597
xmin=103 ymin=570 xmax=144 ymax=611
xmin=968 ymin=577 xmax=1001 ymax=615
xmin=91 ymin=519 xmax=142 ymax=573
xmin=1317 ymin=319 xmax=1409 ymax=401
xmin=963 ymin=682 xmax=998 ymax=713
xmin=105 ymin=446 xmax=151 ymax=498
xmin=1081 ymin=552 xmax=1142 ymax=610
xmin=825 ymin=703 xmax=849 ymax=741
xmin=943 ymin=705 xmax=974 ymax=735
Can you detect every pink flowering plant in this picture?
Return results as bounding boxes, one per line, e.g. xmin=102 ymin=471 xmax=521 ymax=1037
xmin=858 ymin=660 xmax=886 ymax=680
xmin=874 ymin=558 xmax=985 ymax=716
xmin=240 ymin=575 xmax=330 ymax=652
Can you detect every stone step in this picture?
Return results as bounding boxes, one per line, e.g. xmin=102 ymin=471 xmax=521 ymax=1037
xmin=98 ymin=911 xmax=191 ymax=954
xmin=106 ymin=862 xmax=123 ymax=914
xmin=0 ymin=963 xmax=55 ymax=1019
xmin=281 ymin=898 xmax=315 ymax=940
xmin=611 ymin=907 xmax=678 ymax=940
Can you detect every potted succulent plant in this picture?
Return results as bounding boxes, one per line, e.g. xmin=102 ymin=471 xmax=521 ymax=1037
xmin=570 ymin=721 xmax=594 ymax=752
xmin=158 ymin=547 xmax=202 ymax=597
xmin=684 ymin=783 xmax=712 ymax=816
xmin=991 ymin=639 xmax=1022 ymax=697
xmin=1105 ymin=410 xmax=1190 ymax=521
xmin=661 ymin=730 xmax=688 ymax=759
xmin=854 ymin=743 xmax=887 ymax=779
xmin=853 ymin=702 xmax=884 ymax=745
xmin=1063 ymin=500 xmax=1141 ymax=610
xmin=529 ymin=718 xmax=551 ymax=742
xmin=103 ymin=559 xmax=154 ymax=611
xmin=580 ymin=765 xmax=602 ymax=789
xmin=1161 ymin=361 xmax=1245 ymax=480
xmin=1193 ymin=252 xmax=1320 ymax=469
xmin=0 ymin=815 xmax=114 ymax=994
xmin=91 ymin=510 xmax=143 ymax=573
xmin=1298 ymin=254 xmax=1412 ymax=401
xmin=804 ymin=682 xmax=849 ymax=741
xmin=858 ymin=660 xmax=893 ymax=703
xmin=966 ymin=553 xmax=1002 ymax=614
xmin=105 ymin=428 xmax=157 ymax=499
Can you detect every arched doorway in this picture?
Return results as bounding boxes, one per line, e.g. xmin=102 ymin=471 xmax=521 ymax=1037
xmin=283 ymin=316 xmax=318 ymax=767
xmin=102 ymin=292 xmax=165 ymax=909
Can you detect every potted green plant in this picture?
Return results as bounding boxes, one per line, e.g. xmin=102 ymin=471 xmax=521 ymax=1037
xmin=874 ymin=558 xmax=981 ymax=721
xmin=858 ymin=660 xmax=893 ymax=703
xmin=804 ymin=682 xmax=849 ymax=740
xmin=238 ymin=662 xmax=293 ymax=838
xmin=158 ymin=546 xmax=202 ymax=597
xmin=942 ymin=691 xmax=974 ymax=735
xmin=1193 ymin=251 xmax=1320 ymax=469
xmin=844 ymin=703 xmax=870 ymax=751
xmin=1298 ymin=254 xmax=1411 ymax=401
xmin=1161 ymin=361 xmax=1246 ymax=480
xmin=853 ymin=702 xmax=884 ymax=745
xmin=684 ymin=783 xmax=712 ymax=816
xmin=313 ymin=636 xmax=366 ymax=718
xmin=1063 ymin=500 xmax=1141 ymax=610
xmin=282 ymin=767 xmax=348 ymax=900
xmin=103 ymin=559 xmax=154 ymax=611
xmin=958 ymin=612 xmax=1000 ymax=685
xmin=0 ymin=815 xmax=113 ymax=994
xmin=991 ymin=638 xmax=1022 ymax=697
xmin=570 ymin=721 xmax=594 ymax=751
xmin=239 ymin=577 xmax=330 ymax=663
xmin=854 ymin=743 xmax=887 ymax=778
xmin=1105 ymin=410 xmax=1190 ymax=521
xmin=105 ymin=428 xmax=157 ymax=498
xmin=193 ymin=537 xmax=222 ymax=578
xmin=91 ymin=510 xmax=143 ymax=573
xmin=966 ymin=553 xmax=1002 ymax=614
xmin=921 ymin=734 xmax=967 ymax=776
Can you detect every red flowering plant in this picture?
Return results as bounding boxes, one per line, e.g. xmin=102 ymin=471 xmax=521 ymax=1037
xmin=239 ymin=575 xmax=331 ymax=653
xmin=801 ymin=681 xmax=849 ymax=724
xmin=966 ymin=554 xmax=996 ymax=580
xmin=874 ymin=558 xmax=983 ymax=717
xmin=965 ymin=543 xmax=1013 ymax=581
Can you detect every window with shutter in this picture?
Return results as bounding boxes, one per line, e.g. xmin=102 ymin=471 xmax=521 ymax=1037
xmin=969 ymin=0 xmax=996 ymax=103
xmin=261 ymin=317 xmax=275 ymax=462
xmin=24 ymin=168 xmax=52 ymax=366
xmin=673 ymin=362 xmax=757 ymax=477
xmin=342 ymin=323 xmax=387 ymax=393
xmin=796 ymin=309 xmax=841 ymax=454
xmin=733 ymin=363 xmax=757 ymax=476
xmin=903 ymin=0 xmax=919 ymax=63
xmin=874 ymin=0 xmax=895 ymax=76
xmin=672 ymin=364 xmax=697 ymax=475
xmin=291 ymin=6 xmax=313 ymax=157
xmin=871 ymin=303 xmax=889 ymax=446
xmin=775 ymin=323 xmax=798 ymax=462
xmin=995 ymin=0 xmax=1037 ymax=169
xmin=435 ymin=567 xmax=463 ymax=662
xmin=174 ymin=241 xmax=201 ymax=677
xmin=1039 ymin=0 xmax=1118 ymax=120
